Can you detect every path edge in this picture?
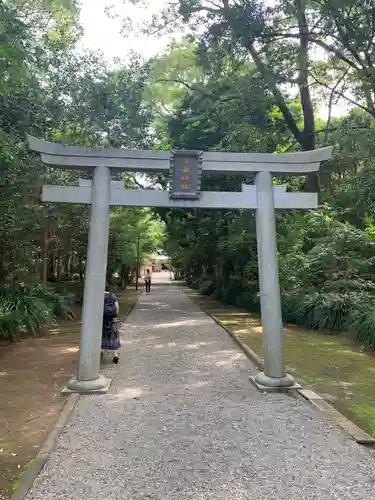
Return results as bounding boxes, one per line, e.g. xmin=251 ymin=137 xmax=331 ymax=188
xmin=121 ymin=290 xmax=141 ymax=319
xmin=185 ymin=288 xmax=375 ymax=446
xmin=10 ymin=288 xmax=140 ymax=499
xmin=11 ymin=393 xmax=79 ymax=500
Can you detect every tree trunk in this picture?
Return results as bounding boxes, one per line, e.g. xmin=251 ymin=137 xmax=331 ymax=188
xmin=0 ymin=244 xmax=7 ymax=285
xmin=106 ymin=268 xmax=112 ymax=284
xmin=67 ymin=253 xmax=72 ymax=280
xmin=56 ymin=250 xmax=61 ymax=282
xmin=39 ymin=229 xmax=48 ymax=284
xmin=120 ymin=264 xmax=127 ymax=288
xmin=60 ymin=253 xmax=71 ymax=281
xmin=295 ymin=0 xmax=319 ymax=192
xmin=47 ymin=251 xmax=55 ymax=281
xmin=78 ymin=256 xmax=84 ymax=283
xmin=244 ymin=7 xmax=320 ymax=192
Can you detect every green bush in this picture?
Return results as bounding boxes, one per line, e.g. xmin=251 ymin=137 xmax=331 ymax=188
xmin=235 ymin=289 xmax=260 ymax=313
xmin=188 ymin=277 xmax=201 ymax=289
xmin=190 ymin=274 xmax=375 ymax=348
xmin=214 ymin=276 xmax=249 ymax=306
xmin=282 ymin=291 xmax=352 ymax=331
xmin=281 ymin=293 xmax=305 ymax=325
xmin=39 ymin=285 xmax=75 ymax=320
xmin=346 ymin=302 xmax=375 ymax=347
xmin=0 ymin=285 xmax=74 ymax=341
xmin=282 ymin=290 xmax=375 ymax=346
xmin=198 ymin=277 xmax=215 ymax=296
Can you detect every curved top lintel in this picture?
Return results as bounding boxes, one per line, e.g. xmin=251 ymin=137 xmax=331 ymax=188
xmin=27 ymin=135 xmax=170 ymax=160
xmin=27 ymin=135 xmax=333 ymax=166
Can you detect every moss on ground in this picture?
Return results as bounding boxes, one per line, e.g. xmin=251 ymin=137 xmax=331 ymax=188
xmin=187 ymin=290 xmax=375 ymax=438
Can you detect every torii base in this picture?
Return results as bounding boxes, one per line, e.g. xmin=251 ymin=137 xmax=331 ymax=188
xmin=250 ymin=372 xmax=300 ymax=393
xmin=62 ymin=375 xmax=112 ymax=395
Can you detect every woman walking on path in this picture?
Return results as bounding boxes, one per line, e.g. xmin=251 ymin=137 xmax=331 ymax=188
xmin=101 ymin=284 xmax=120 ymax=364
xmin=144 ymin=269 xmax=151 ymax=293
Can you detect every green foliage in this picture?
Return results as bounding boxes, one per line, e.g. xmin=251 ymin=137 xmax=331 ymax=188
xmin=3 ymin=0 xmax=375 ymax=352
xmin=346 ymin=303 xmax=375 ymax=347
xmin=39 ymin=284 xmax=75 ymax=320
xmin=0 ymin=0 xmax=163 ymax=341
xmin=107 ymin=207 xmax=165 ymax=284
xmin=0 ymin=285 xmax=73 ymax=340
xmin=282 ymin=292 xmax=351 ymax=332
xmin=154 ymin=40 xmax=375 ymax=349
xmin=197 ymin=277 xmax=215 ymax=296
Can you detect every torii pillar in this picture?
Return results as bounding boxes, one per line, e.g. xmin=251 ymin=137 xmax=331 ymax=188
xmin=253 ymin=171 xmax=293 ymax=388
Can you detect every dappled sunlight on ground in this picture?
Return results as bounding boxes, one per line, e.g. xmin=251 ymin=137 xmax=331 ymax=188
xmin=121 ymin=336 xmax=160 ymax=345
xmin=235 ymin=325 xmax=263 ymax=335
xmin=152 ymin=318 xmax=212 ymax=329
xmin=215 ymin=352 xmax=245 ymax=368
xmin=187 ymin=289 xmax=375 ymax=439
xmin=185 ymin=341 xmax=211 ymax=350
xmin=154 ymin=343 xmax=170 ymax=349
xmin=150 ymin=340 xmax=213 ymax=351
xmin=339 ymin=349 xmax=366 ymax=357
xmin=115 ymin=386 xmax=144 ymax=401
xmin=186 ymin=380 xmax=210 ymax=389
xmin=60 ymin=346 xmax=79 ymax=354
xmin=218 ymin=312 xmax=250 ymax=316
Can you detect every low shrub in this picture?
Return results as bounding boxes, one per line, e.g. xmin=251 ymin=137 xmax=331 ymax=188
xmin=283 ymin=291 xmax=375 ymax=346
xmin=235 ymin=289 xmax=261 ymax=313
xmin=188 ymin=277 xmax=201 ymax=289
xmin=282 ymin=292 xmax=352 ymax=331
xmin=346 ymin=301 xmax=375 ymax=347
xmin=214 ymin=276 xmax=249 ymax=306
xmin=39 ymin=285 xmax=75 ymax=320
xmin=0 ymin=285 xmax=74 ymax=341
xmin=281 ymin=293 xmax=305 ymax=325
xmin=198 ymin=278 xmax=215 ymax=296
xmin=188 ymin=273 xmax=375 ymax=348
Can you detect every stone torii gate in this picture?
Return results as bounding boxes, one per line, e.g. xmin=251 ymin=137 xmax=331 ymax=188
xmin=28 ymin=136 xmax=332 ymax=394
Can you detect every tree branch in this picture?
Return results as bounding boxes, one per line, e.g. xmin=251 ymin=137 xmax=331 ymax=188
xmin=245 ymin=41 xmax=303 ymax=145
xmin=261 ymin=32 xmax=362 ymax=71
xmin=309 ymin=72 xmax=375 ymax=117
xmin=133 ymin=177 xmax=145 ymax=189
xmin=324 ymin=69 xmax=349 ymax=145
xmin=284 ymin=125 xmax=374 ymax=151
xmin=155 ymin=78 xmax=241 ymax=102
xmin=333 ymin=16 xmax=365 ymax=68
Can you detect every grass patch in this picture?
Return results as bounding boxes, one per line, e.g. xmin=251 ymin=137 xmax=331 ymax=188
xmin=187 ymin=289 xmax=375 ymax=438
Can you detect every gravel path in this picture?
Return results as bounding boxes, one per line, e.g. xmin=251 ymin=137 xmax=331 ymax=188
xmin=26 ymin=280 xmax=375 ymax=500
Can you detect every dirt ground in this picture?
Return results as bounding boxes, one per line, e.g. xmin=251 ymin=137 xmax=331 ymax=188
xmin=0 ymin=288 xmax=139 ymax=499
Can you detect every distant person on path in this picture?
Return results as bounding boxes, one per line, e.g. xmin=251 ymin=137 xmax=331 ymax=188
xmin=101 ymin=284 xmax=120 ymax=364
xmin=144 ymin=269 xmax=151 ymax=293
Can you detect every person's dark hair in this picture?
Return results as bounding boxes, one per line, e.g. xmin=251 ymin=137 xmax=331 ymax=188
xmin=146 ymin=269 xmax=150 ymax=274
xmin=105 ymin=283 xmax=109 ymax=292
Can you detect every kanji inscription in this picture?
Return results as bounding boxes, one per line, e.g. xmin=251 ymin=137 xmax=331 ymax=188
xmin=169 ymin=150 xmax=202 ymax=200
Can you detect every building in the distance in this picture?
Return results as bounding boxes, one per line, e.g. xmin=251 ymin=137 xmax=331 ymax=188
xmin=141 ymin=254 xmax=170 ymax=275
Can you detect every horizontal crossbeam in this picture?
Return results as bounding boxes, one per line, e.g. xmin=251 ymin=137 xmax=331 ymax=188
xmin=42 ymin=183 xmax=318 ymax=210
xmin=28 ymin=136 xmax=333 ymax=176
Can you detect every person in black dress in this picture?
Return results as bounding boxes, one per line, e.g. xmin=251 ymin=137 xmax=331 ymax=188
xmin=101 ymin=284 xmax=120 ymax=364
